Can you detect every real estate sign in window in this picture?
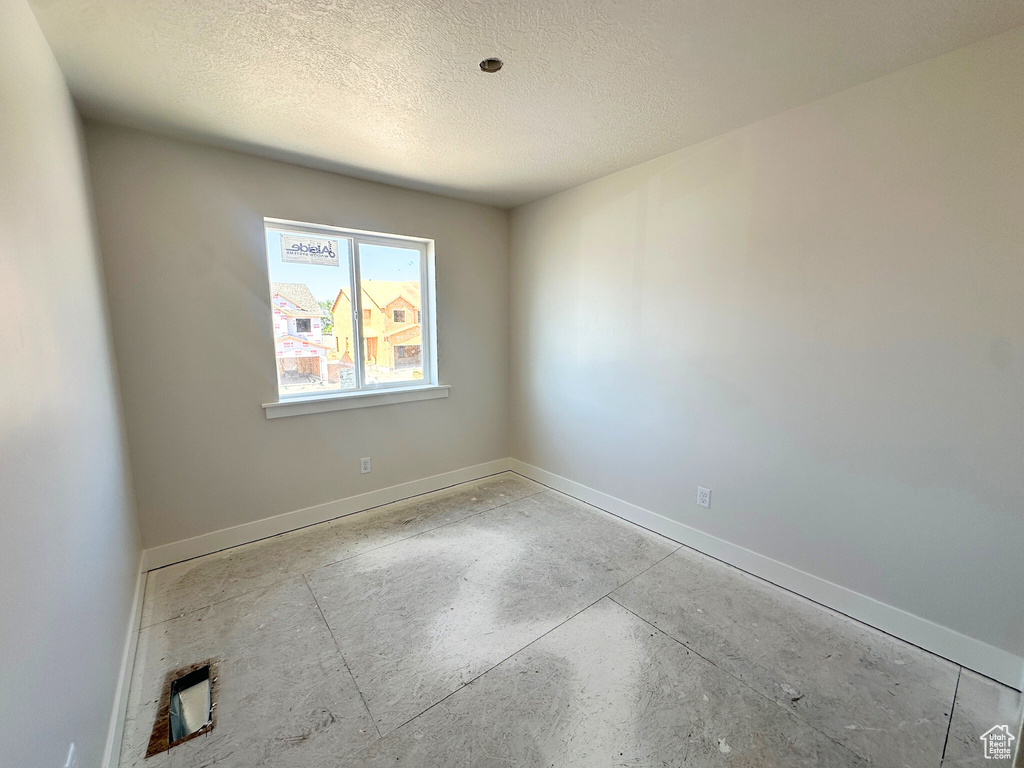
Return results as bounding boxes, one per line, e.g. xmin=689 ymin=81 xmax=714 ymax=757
xmin=264 ymin=219 xmax=434 ymax=400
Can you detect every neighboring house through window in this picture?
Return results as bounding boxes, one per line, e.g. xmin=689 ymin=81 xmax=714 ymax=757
xmin=264 ymin=218 xmax=435 ymax=400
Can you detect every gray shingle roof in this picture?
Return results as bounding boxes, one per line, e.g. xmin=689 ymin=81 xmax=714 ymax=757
xmin=271 ymin=282 xmax=320 ymax=314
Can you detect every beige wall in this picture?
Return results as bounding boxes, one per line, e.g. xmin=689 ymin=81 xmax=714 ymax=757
xmin=84 ymin=123 xmax=509 ymax=548
xmin=0 ymin=1 xmax=141 ymax=766
xmin=510 ymin=27 xmax=1024 ymax=663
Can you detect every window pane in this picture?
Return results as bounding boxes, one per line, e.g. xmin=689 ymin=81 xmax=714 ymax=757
xmin=265 ymin=227 xmax=357 ymax=396
xmin=358 ymin=243 xmax=423 ymax=385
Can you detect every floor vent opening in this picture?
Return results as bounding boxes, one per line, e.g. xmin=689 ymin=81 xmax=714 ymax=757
xmin=170 ymin=666 xmax=212 ymax=742
xmin=146 ymin=660 xmax=217 ymax=757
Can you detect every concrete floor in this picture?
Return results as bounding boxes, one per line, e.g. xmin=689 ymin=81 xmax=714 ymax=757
xmin=120 ymin=472 xmax=1021 ymax=767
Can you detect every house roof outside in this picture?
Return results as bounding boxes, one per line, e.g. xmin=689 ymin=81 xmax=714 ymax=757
xmin=389 ymin=323 xmax=421 ymax=344
xmin=362 ymin=280 xmax=420 ymax=312
xmin=272 ymin=304 xmax=317 ymax=319
xmin=394 ymin=333 xmax=422 ymax=347
xmin=332 ymin=280 xmax=421 ymax=315
xmin=274 ymin=333 xmax=332 ymax=350
xmin=382 ymin=294 xmax=417 ymax=311
xmin=272 ymin=282 xmax=321 ymax=316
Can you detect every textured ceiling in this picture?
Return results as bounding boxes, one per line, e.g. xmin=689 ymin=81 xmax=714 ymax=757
xmin=28 ymin=0 xmax=1024 ymax=207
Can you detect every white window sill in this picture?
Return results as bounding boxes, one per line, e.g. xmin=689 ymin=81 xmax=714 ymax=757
xmin=263 ymin=384 xmax=450 ymax=419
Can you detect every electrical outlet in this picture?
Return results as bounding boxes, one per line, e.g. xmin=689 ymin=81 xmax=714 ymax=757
xmin=64 ymin=744 xmax=77 ymax=768
xmin=697 ymin=486 xmax=711 ymax=508
xmin=360 ymin=457 xmax=371 ymax=474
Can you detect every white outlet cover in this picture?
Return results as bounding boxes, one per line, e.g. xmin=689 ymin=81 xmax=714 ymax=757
xmin=360 ymin=457 xmax=371 ymax=474
xmin=697 ymin=487 xmax=712 ymax=508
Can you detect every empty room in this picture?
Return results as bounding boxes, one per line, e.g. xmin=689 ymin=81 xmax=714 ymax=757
xmin=3 ymin=0 xmax=1024 ymax=766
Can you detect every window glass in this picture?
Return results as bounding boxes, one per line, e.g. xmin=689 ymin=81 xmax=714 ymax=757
xmin=358 ymin=243 xmax=424 ymax=386
xmin=266 ymin=228 xmax=355 ymax=397
xmin=264 ymin=220 xmax=431 ymax=399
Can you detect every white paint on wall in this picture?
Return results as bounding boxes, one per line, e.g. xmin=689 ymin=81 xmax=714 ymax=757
xmin=0 ymin=2 xmax=141 ymax=766
xmin=84 ymin=124 xmax=510 ymax=548
xmin=509 ymin=26 xmax=1024 ymax=665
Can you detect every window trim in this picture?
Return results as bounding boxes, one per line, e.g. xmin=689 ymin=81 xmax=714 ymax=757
xmin=263 ymin=384 xmax=450 ymax=418
xmin=262 ymin=218 xmax=439 ymax=413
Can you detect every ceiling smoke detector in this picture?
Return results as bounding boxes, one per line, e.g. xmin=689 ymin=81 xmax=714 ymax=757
xmin=479 ymin=58 xmax=503 ymax=73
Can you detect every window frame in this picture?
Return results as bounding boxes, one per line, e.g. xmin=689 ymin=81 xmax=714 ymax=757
xmin=263 ymin=217 xmax=438 ymax=406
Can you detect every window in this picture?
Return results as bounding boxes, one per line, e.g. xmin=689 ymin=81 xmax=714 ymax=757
xmin=415 ymin=310 xmax=421 ymax=324
xmin=264 ymin=218 xmax=434 ymax=400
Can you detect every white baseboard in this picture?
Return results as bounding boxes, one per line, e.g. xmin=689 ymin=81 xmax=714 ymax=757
xmin=132 ymin=454 xmax=1022 ymax=690
xmin=510 ymin=459 xmax=1024 ymax=690
xmin=141 ymin=459 xmax=512 ymax=571
xmin=103 ymin=563 xmax=146 ymax=768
